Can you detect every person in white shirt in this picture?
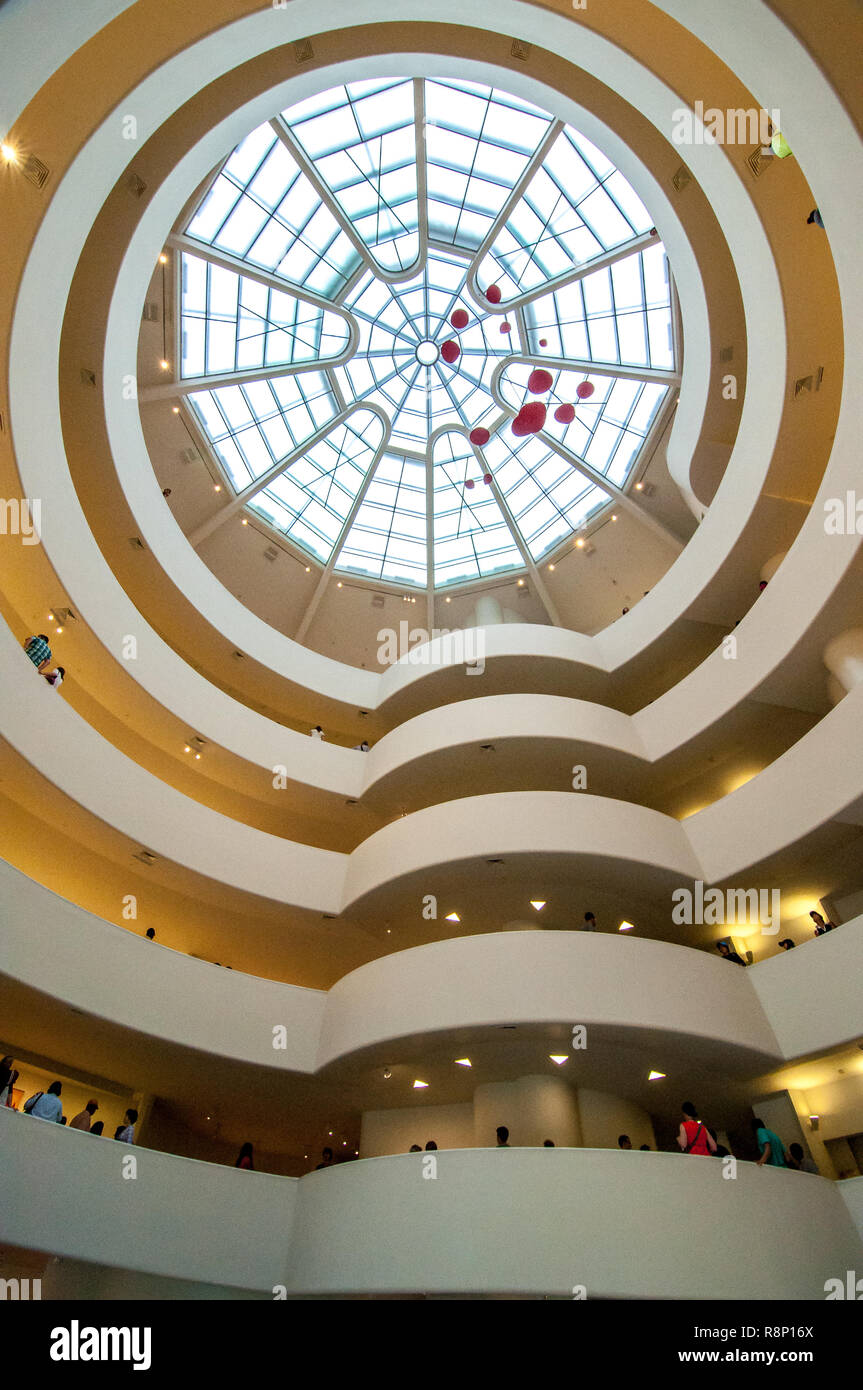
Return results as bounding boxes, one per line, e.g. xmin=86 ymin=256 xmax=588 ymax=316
xmin=116 ymin=1107 xmax=138 ymax=1143
xmin=27 ymin=1081 xmax=64 ymax=1122
xmin=310 ymin=725 xmax=325 ymax=740
xmin=352 ymin=741 xmax=370 ymax=751
xmin=43 ymin=666 xmax=65 ymax=689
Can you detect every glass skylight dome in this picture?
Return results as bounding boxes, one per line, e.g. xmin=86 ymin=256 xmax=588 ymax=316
xmin=174 ymin=78 xmax=679 ymax=589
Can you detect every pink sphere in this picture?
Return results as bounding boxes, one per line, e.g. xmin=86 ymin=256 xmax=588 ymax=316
xmin=483 ymin=473 xmax=493 ymax=485
xmin=501 ymin=322 xmax=511 ymax=335
xmin=441 ymin=339 xmax=461 ymax=364
xmin=465 ymin=479 xmax=475 ymax=490
xmin=576 ymin=381 xmax=595 ymax=399
xmin=512 ymin=401 xmax=547 ymax=437
xmin=539 ymin=338 xmax=548 ymax=348
xmin=451 ymin=309 xmax=469 ymax=330
xmin=528 ymin=369 xmax=553 ymax=395
xmin=485 ymin=284 xmax=502 ymax=304
xmin=469 ymin=427 xmax=490 ymax=446
xmin=554 ymin=403 xmax=576 ymax=424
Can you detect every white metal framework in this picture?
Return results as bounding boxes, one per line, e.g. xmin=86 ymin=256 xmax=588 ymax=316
xmin=165 ymin=77 xmax=680 ymax=594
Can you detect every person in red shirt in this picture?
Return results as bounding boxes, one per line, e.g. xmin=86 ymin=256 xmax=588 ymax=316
xmin=677 ymin=1101 xmax=718 ymax=1155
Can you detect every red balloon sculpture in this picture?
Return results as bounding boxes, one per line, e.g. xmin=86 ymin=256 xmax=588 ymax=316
xmin=483 ymin=474 xmax=493 ymax=485
xmin=512 ymin=402 xmax=547 ymax=437
xmin=441 ymin=340 xmax=461 ymax=364
xmin=501 ymin=322 xmax=512 ymax=335
xmin=465 ymin=478 xmax=476 ymax=489
xmin=485 ymin=284 xmax=502 ymax=304
xmin=451 ymin=309 xmax=469 ymax=330
xmin=528 ymin=369 xmax=553 ymax=395
xmin=554 ymin=403 xmax=575 ymax=424
xmin=576 ymin=381 xmax=595 ymax=399
xmin=469 ymin=427 xmax=490 ymax=446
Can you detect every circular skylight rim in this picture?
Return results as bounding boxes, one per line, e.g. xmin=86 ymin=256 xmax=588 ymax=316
xmin=175 ymin=76 xmax=679 ymax=592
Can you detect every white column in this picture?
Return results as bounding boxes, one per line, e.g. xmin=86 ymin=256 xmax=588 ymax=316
xmin=474 ymin=595 xmax=503 ymax=626
xmin=823 ymin=627 xmax=863 ymax=693
xmin=473 ymin=1075 xmax=581 ymax=1148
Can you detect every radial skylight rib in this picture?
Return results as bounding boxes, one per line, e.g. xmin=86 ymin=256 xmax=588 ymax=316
xmin=247 ymin=408 xmax=386 ymax=561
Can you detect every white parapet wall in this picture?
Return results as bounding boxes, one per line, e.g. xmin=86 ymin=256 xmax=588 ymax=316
xmin=3 ymin=1108 xmax=862 ymax=1299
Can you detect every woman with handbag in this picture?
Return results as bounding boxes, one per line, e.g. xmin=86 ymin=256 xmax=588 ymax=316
xmin=677 ymin=1101 xmax=718 ymax=1155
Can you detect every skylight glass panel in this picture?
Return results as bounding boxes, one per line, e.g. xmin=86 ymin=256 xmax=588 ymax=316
xmin=432 ymin=434 xmax=522 ymax=583
xmin=336 ymin=452 xmax=427 ymax=584
xmin=180 ymin=253 xmax=351 ymax=378
xmin=185 ymin=122 xmax=361 ymax=297
xmin=480 ymin=430 xmax=608 ymax=559
xmin=284 ymin=80 xmax=420 ymax=274
xmin=424 ymin=80 xmax=551 ymax=250
xmin=524 ymin=247 xmax=672 ymax=369
xmin=247 ymin=408 xmax=385 ymax=561
xmin=188 ymin=372 xmax=337 ymax=485
xmin=475 ymin=128 xmax=654 ymax=304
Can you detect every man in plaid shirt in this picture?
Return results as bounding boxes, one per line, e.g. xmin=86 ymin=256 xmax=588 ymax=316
xmin=24 ymin=634 xmax=53 ymax=671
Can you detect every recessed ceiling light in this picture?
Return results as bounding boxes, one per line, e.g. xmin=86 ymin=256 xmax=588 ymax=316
xmin=635 ymin=481 xmax=644 ymax=491
xmin=611 ymin=513 xmax=618 ymax=521
xmin=530 ymin=900 xmax=546 ymax=911
xmin=548 ymin=563 xmax=555 ymax=571
xmin=549 ymin=1055 xmax=568 ymax=1065
xmin=2 ymin=143 xmax=19 ymax=163
xmin=648 ymin=1070 xmax=666 ymax=1081
xmin=194 ymin=752 xmax=201 ymax=760
xmin=445 ymin=912 xmax=460 ymax=922
xmin=455 ymin=1058 xmax=471 ymax=1067
xmin=575 ymin=538 xmax=585 ymax=548
xmin=55 ymin=627 xmax=63 ymax=635
xmin=47 ymin=612 xmax=54 ymax=621
xmin=328 ymin=1131 xmax=333 ymax=1137
xmin=337 ymin=581 xmax=343 ymax=588
xmin=517 ymin=578 xmax=524 ymax=586
xmin=214 ymin=484 xmax=221 ymax=491
xmin=159 ymin=253 xmax=168 ymax=264
xmin=241 ymin=518 xmax=248 ymax=525
xmin=383 ymin=1068 xmax=391 ymax=1079
xmin=172 ymin=406 xmax=180 ymax=414
xmin=184 ymin=745 xmax=191 ymax=754
xmin=305 ymin=566 xmax=311 ymax=572
xmin=618 ymin=920 xmax=635 ymax=932
xmin=413 ymin=1080 xmax=429 ymax=1089
xmin=445 ymin=596 xmax=451 ymax=602
xmin=159 ymin=359 xmax=169 ymax=370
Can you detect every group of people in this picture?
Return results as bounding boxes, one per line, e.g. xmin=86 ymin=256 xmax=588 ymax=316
xmin=0 ymin=1061 xmax=137 ymax=1142
xmin=718 ymin=910 xmax=841 ymax=965
xmin=23 ymin=634 xmax=64 ymax=688
xmin=617 ymin=1101 xmax=818 ymax=1171
xmin=310 ymin=724 xmax=370 ymax=751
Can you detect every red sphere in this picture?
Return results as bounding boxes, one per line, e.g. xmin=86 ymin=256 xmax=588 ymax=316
xmin=469 ymin=427 xmax=490 ymax=446
xmin=441 ymin=339 xmax=461 ymax=364
xmin=554 ymin=403 xmax=576 ymax=424
xmin=539 ymin=338 xmax=548 ymax=348
xmin=576 ymin=381 xmax=595 ymax=399
xmin=483 ymin=473 xmax=493 ymax=485
xmin=465 ymin=479 xmax=476 ymax=490
xmin=485 ymin=284 xmax=502 ymax=304
xmin=512 ymin=401 xmax=547 ymax=437
xmin=501 ymin=322 xmax=512 ymax=335
xmin=451 ymin=308 xmax=469 ymax=330
xmin=528 ymin=369 xmax=553 ymax=395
